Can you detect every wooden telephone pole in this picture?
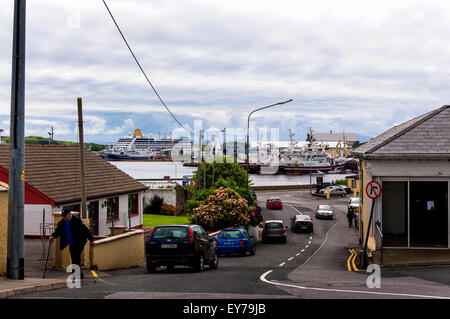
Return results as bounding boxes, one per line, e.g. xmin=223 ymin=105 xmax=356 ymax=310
xmin=77 ymin=98 xmax=87 ymax=220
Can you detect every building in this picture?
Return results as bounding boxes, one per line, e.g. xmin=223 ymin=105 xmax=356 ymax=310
xmin=352 ymin=105 xmax=450 ymax=260
xmin=0 ymin=144 xmax=147 ymax=237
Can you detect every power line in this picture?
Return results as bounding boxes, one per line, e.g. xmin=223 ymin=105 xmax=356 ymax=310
xmin=102 ymin=0 xmax=186 ymax=130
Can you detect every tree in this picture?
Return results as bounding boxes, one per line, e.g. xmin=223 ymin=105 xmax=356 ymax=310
xmin=193 ymin=162 xmax=248 ymax=189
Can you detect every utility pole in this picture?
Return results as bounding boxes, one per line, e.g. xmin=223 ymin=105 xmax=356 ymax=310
xmin=7 ymin=0 xmax=26 ymax=280
xmin=77 ymin=98 xmax=87 ymax=220
xmin=196 ymin=129 xmax=202 ymax=190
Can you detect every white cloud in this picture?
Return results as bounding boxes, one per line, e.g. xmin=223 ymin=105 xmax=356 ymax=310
xmin=1 ymin=0 xmax=450 ymax=142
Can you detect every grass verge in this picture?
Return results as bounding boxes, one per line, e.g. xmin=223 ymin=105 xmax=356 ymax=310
xmin=143 ymin=214 xmax=191 ymax=227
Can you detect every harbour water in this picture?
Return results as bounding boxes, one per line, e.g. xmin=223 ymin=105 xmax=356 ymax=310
xmin=110 ymin=161 xmax=350 ymax=187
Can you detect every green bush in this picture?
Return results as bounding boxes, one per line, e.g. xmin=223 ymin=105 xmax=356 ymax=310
xmin=334 ymin=179 xmax=347 ymax=185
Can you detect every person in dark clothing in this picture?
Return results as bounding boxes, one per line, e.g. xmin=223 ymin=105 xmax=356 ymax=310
xmin=347 ymin=210 xmax=354 ymax=228
xmin=50 ymin=207 xmax=95 ymax=279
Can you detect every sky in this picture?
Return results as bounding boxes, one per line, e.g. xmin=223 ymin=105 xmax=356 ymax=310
xmin=1 ymin=0 xmax=450 ymax=145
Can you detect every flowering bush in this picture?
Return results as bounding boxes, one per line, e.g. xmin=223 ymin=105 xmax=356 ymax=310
xmin=190 ymin=187 xmax=252 ymax=230
xmin=248 ymin=203 xmax=264 ymax=227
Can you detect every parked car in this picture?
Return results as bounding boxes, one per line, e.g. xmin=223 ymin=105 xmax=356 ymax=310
xmin=348 ymin=197 xmax=360 ymax=212
xmin=319 ymin=186 xmax=347 ymax=197
xmin=336 ymin=185 xmax=352 ymax=194
xmin=216 ymin=228 xmax=256 ymax=256
xmin=290 ymin=214 xmax=314 ymax=233
xmin=145 ymin=224 xmax=218 ymax=273
xmin=266 ymin=197 xmax=283 ymax=209
xmin=262 ymin=220 xmax=288 ymax=243
xmin=315 ymin=204 xmax=334 ymax=219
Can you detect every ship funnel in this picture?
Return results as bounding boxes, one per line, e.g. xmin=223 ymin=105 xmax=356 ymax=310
xmin=134 ymin=129 xmax=144 ymax=137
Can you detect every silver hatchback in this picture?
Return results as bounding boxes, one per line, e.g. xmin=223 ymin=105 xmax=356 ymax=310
xmin=315 ymin=204 xmax=334 ymax=219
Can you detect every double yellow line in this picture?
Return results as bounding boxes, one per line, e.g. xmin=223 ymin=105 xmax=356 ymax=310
xmin=347 ymin=249 xmax=359 ymax=271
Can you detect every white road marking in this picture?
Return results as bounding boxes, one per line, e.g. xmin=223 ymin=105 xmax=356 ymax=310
xmin=305 ymin=245 xmax=309 ymax=248
xmin=279 ymin=262 xmax=286 ymax=267
xmin=287 ymin=204 xmax=303 ymax=215
xmin=296 ymin=253 xmax=300 ymax=256
xmin=301 ymin=249 xmax=305 ymax=252
xmin=288 ymin=257 xmax=294 ymax=261
xmin=260 ymin=270 xmax=450 ymax=299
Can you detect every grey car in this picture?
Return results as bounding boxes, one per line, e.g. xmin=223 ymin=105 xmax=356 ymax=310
xmin=315 ymin=204 xmax=334 ymax=219
xmin=319 ymin=186 xmax=347 ymax=197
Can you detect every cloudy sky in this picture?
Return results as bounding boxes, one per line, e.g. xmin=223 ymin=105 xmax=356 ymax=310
xmin=1 ymin=0 xmax=450 ymax=145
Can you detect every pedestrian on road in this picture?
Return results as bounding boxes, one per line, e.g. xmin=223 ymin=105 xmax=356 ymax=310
xmin=347 ymin=209 xmax=354 ymax=228
xmin=50 ymin=207 xmax=95 ymax=279
xmin=354 ymin=210 xmax=359 ymax=230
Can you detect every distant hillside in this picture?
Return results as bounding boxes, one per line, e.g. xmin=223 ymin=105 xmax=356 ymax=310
xmin=0 ymin=136 xmax=107 ymax=152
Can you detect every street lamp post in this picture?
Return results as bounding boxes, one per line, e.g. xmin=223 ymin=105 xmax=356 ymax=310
xmin=246 ymin=99 xmax=293 ymax=188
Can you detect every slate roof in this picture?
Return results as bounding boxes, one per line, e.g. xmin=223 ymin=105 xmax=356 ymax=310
xmin=353 ymin=105 xmax=450 ymax=158
xmin=0 ymin=144 xmax=147 ymax=205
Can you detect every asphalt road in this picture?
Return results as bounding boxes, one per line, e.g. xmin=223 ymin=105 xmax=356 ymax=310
xmin=13 ymin=190 xmax=450 ymax=299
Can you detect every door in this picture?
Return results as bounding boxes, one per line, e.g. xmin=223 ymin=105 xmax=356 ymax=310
xmin=88 ymin=201 xmax=99 ymax=236
xmin=409 ymin=181 xmax=448 ymax=248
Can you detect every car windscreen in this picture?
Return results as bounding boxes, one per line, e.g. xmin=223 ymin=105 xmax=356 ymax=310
xmin=318 ymin=206 xmax=332 ymax=211
xmin=218 ymin=230 xmax=242 ymax=239
xmin=350 ymin=198 xmax=359 ymax=204
xmin=151 ymin=227 xmax=189 ymax=239
xmin=265 ymin=222 xmax=283 ymax=229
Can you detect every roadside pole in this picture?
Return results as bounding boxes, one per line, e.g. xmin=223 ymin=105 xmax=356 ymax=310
xmin=77 ymin=98 xmax=87 ymax=220
xmin=361 ymin=180 xmax=382 ymax=269
xmin=7 ymin=0 xmax=26 ymax=280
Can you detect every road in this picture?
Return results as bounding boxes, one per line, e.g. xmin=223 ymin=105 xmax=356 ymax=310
xmin=13 ymin=190 xmax=450 ymax=299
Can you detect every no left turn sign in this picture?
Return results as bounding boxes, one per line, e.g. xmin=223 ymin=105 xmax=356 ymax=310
xmin=366 ymin=180 xmax=382 ymax=200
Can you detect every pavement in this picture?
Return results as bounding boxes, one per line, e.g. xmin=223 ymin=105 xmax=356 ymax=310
xmin=0 ymin=238 xmax=95 ymax=298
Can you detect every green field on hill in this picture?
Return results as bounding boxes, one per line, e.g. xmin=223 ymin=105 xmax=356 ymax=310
xmin=1 ymin=136 xmax=107 ymax=152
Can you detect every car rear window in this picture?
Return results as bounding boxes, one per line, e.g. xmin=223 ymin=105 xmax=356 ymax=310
xmin=151 ymin=227 xmax=189 ymax=239
xmin=271 ymin=199 xmax=281 ymax=202
xmin=218 ymin=230 xmax=242 ymax=239
xmin=265 ymin=222 xmax=283 ymax=229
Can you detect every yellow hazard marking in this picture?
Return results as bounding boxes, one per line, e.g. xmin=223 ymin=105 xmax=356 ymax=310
xmin=351 ymin=249 xmax=359 ymax=271
xmin=21 ymin=169 xmax=25 ymax=181
xmin=91 ymin=270 xmax=98 ymax=278
xmin=347 ymin=249 xmax=354 ymax=271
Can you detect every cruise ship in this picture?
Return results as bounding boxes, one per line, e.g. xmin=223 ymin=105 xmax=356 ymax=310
xmin=102 ymin=129 xmax=184 ymax=160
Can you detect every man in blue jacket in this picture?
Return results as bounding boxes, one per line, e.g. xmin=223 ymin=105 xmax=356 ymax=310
xmin=50 ymin=207 xmax=95 ymax=279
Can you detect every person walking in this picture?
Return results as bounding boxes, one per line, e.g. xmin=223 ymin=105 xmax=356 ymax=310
xmin=347 ymin=209 xmax=354 ymax=228
xmin=50 ymin=207 xmax=95 ymax=279
xmin=354 ymin=210 xmax=359 ymax=230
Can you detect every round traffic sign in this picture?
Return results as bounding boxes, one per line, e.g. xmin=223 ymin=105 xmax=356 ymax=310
xmin=366 ymin=180 xmax=382 ymax=200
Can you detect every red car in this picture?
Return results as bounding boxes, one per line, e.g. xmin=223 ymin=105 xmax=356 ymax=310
xmin=266 ymin=197 xmax=283 ymax=210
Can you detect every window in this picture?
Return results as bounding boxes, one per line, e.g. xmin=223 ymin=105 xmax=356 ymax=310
xmin=106 ymin=197 xmax=119 ymax=221
xmin=352 ymin=180 xmax=356 ymax=188
xmin=151 ymin=226 xmax=189 ymax=239
xmin=128 ymin=193 xmax=139 ymax=217
xmin=218 ymin=230 xmax=242 ymax=239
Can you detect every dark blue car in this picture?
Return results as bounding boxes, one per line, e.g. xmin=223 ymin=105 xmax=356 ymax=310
xmin=216 ymin=228 xmax=256 ymax=256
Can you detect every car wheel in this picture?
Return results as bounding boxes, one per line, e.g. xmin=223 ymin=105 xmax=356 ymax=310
xmin=209 ymin=252 xmax=219 ymax=269
xmin=282 ymin=237 xmax=287 ymax=244
xmin=196 ymin=254 xmax=205 ymax=272
xmin=341 ymin=193 xmax=346 ymax=197
xmin=250 ymin=246 xmax=256 ymax=255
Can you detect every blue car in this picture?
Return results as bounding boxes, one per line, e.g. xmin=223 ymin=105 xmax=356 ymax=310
xmin=216 ymin=228 xmax=256 ymax=256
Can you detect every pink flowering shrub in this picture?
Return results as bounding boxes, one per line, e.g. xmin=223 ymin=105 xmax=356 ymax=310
xmin=190 ymin=187 xmax=251 ymax=230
